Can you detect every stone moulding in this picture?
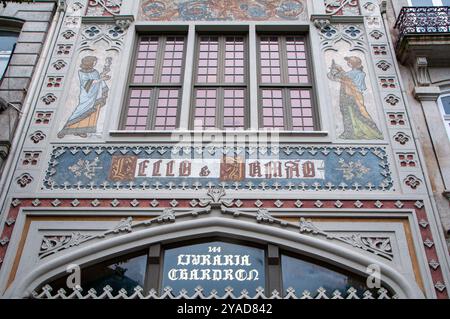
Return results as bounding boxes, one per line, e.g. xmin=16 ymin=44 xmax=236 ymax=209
xmin=37 ymin=189 xmax=393 ymax=261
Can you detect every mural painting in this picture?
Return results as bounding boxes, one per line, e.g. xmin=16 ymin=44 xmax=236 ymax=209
xmin=138 ymin=0 xmax=307 ymax=21
xmin=58 ymin=53 xmax=113 ymax=139
xmin=324 ymin=0 xmax=360 ymax=16
xmin=326 ymin=42 xmax=383 ymax=140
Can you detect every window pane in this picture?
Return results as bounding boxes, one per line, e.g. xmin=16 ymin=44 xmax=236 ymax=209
xmin=154 ymin=89 xmax=179 ymax=130
xmin=442 ymin=0 xmax=450 ymax=6
xmin=261 ymin=89 xmax=284 ymax=129
xmin=0 ymin=32 xmax=18 ymax=80
xmin=259 ymin=36 xmax=281 ymax=84
xmin=41 ymin=252 xmax=147 ymax=295
xmin=281 ymin=254 xmax=373 ymax=296
xmin=290 ymin=89 xmax=314 ymax=131
xmin=410 ymin=0 xmax=433 ymax=5
xmin=0 ymin=32 xmax=18 ymax=51
xmin=197 ymin=36 xmax=219 ymax=83
xmin=223 ymin=89 xmax=246 ymax=130
xmin=160 ymin=37 xmax=185 ymax=83
xmin=286 ymin=36 xmax=309 ymax=84
xmin=162 ymin=242 xmax=265 ymax=295
xmin=194 ymin=88 xmax=217 ymax=130
xmin=133 ymin=36 xmax=159 ymax=84
xmin=442 ymin=96 xmax=450 ymax=115
xmin=0 ymin=55 xmax=11 ymax=79
xmin=224 ymin=36 xmax=245 ymax=84
xmin=125 ymin=89 xmax=151 ymax=130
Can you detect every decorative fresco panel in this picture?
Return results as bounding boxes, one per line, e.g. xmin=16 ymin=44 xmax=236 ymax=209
xmin=138 ymin=0 xmax=307 ymax=21
xmin=324 ymin=0 xmax=360 ymax=16
xmin=86 ymin=0 xmax=122 ymax=16
xmin=43 ymin=145 xmax=393 ymax=191
xmin=325 ymin=40 xmax=383 ymax=140
xmin=56 ymin=25 xmax=125 ymax=139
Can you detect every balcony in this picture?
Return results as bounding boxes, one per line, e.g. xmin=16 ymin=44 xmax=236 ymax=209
xmin=395 ymin=6 xmax=450 ymax=65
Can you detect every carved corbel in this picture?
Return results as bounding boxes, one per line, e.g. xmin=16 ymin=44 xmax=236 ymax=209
xmin=312 ymin=16 xmax=332 ymax=31
xmin=114 ymin=15 xmax=134 ymax=30
xmin=414 ymin=57 xmax=431 ymax=87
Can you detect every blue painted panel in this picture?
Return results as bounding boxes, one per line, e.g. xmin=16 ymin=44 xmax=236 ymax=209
xmin=44 ymin=145 xmax=393 ymax=191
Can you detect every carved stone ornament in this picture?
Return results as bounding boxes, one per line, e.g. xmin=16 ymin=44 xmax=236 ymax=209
xmin=313 ymin=17 xmax=331 ymax=31
xmin=37 ymin=190 xmax=394 ymax=262
xmin=32 ymin=285 xmax=397 ymax=299
xmin=299 ymin=218 xmax=394 ymax=260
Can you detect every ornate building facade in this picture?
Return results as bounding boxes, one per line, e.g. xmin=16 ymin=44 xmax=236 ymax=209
xmin=0 ymin=0 xmax=448 ymax=299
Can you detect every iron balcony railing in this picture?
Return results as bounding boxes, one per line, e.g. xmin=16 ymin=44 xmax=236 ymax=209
xmin=395 ymin=6 xmax=450 ymax=43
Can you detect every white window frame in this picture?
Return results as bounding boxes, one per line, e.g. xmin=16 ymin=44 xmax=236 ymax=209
xmin=437 ymin=93 xmax=450 ymax=140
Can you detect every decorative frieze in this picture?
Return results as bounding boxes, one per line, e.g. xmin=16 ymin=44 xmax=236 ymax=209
xmin=138 ymin=0 xmax=307 ymax=21
xmin=32 ymin=285 xmax=397 ymax=299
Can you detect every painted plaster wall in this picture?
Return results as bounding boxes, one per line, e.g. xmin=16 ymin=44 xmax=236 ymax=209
xmin=0 ymin=0 xmax=449 ymax=298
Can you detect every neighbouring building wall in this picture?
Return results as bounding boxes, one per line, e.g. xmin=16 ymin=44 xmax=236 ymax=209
xmin=386 ymin=0 xmax=450 ymax=251
xmin=0 ymin=1 xmax=56 ymax=176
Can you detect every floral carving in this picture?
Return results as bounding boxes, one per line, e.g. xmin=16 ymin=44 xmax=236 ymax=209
xmin=299 ymin=218 xmax=394 ymax=260
xmin=394 ymin=132 xmax=410 ymax=145
xmin=30 ymin=131 xmax=46 ymax=144
xmin=405 ymin=175 xmax=421 ymax=189
xmin=337 ymin=159 xmax=370 ymax=180
xmin=41 ymin=93 xmax=57 ymax=105
xmin=68 ymin=157 xmax=103 ymax=179
xmin=39 ymin=233 xmax=92 ymax=259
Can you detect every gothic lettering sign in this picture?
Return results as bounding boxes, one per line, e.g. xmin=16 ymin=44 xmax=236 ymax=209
xmin=161 ymin=242 xmax=265 ymax=294
xmin=44 ymin=145 xmax=393 ymax=191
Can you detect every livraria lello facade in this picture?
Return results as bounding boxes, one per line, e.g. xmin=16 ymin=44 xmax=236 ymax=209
xmin=0 ymin=0 xmax=448 ymax=299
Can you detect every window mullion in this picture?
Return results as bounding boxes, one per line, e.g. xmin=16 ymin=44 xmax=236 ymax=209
xmin=249 ymin=25 xmax=259 ymax=130
xmin=148 ymin=87 xmax=158 ymax=130
xmin=284 ymin=88 xmax=292 ymax=131
xmin=144 ymin=244 xmax=161 ymax=291
xmin=217 ymin=87 xmax=224 ymax=130
xmin=267 ymin=244 xmax=282 ymax=293
xmin=179 ymin=25 xmax=196 ymax=130
xmin=154 ymin=36 xmax=166 ymax=84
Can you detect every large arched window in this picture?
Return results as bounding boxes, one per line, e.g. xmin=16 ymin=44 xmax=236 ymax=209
xmin=37 ymin=238 xmax=393 ymax=297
